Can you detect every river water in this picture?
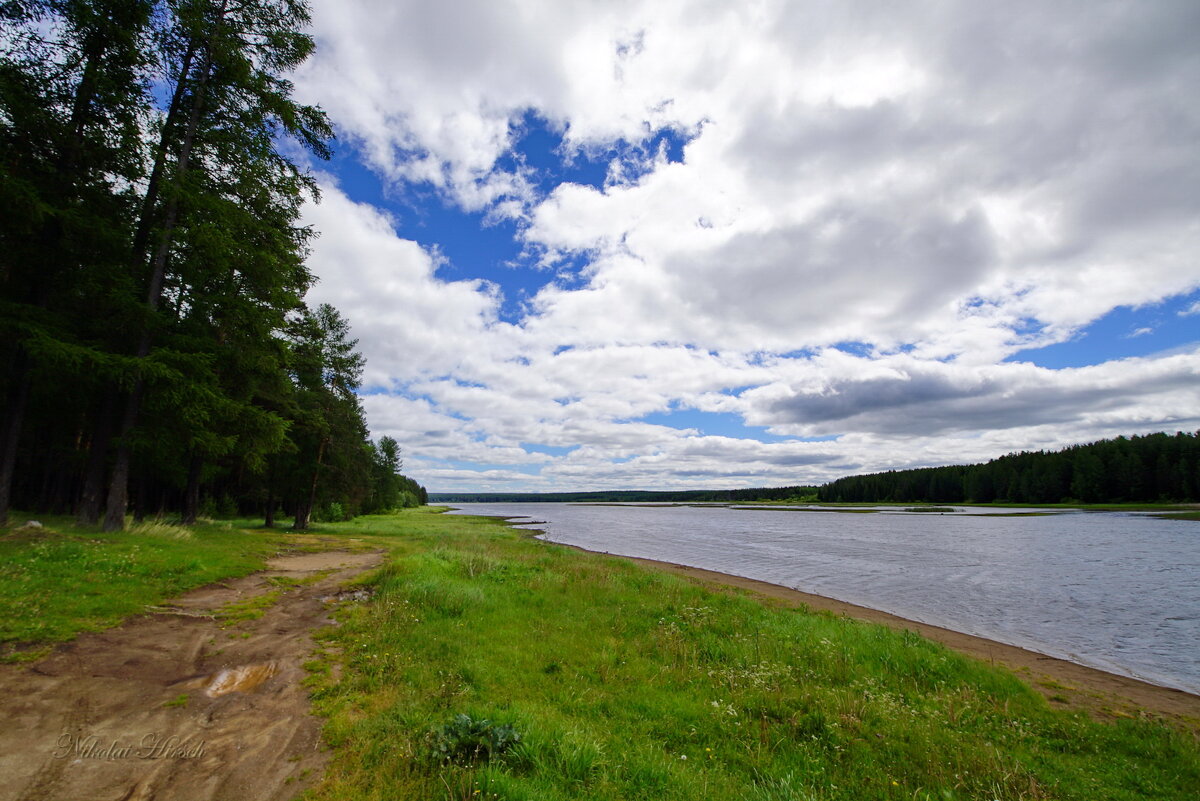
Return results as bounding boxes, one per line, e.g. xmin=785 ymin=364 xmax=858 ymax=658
xmin=446 ymin=503 xmax=1200 ymax=694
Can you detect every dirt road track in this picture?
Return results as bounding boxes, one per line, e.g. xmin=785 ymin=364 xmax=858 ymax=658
xmin=0 ymin=549 xmax=383 ymax=801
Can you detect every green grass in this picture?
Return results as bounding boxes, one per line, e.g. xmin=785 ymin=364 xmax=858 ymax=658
xmin=163 ymin=692 xmax=190 ymax=708
xmin=1151 ymin=511 xmax=1200 ymax=522
xmin=303 ymin=508 xmax=1200 ymax=801
xmin=0 ymin=513 xmax=284 ymax=660
xmin=2 ymin=507 xmax=1195 ymax=798
xmin=742 ymin=502 xmax=1197 ymax=512
xmin=215 ymin=589 xmax=283 ymax=625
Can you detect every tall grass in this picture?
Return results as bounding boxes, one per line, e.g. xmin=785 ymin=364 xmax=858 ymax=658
xmin=305 ymin=509 xmax=1200 ymax=800
xmin=0 ymin=513 xmax=283 ymax=659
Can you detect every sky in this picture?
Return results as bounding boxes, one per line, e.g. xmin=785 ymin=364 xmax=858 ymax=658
xmin=291 ymin=0 xmax=1200 ymax=493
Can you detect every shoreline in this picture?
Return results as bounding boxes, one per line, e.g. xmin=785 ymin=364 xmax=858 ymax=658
xmin=537 ymin=534 xmax=1200 ymax=726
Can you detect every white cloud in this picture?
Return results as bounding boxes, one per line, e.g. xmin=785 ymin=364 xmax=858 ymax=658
xmin=738 ymin=350 xmax=1200 ymax=438
xmin=295 ymin=0 xmax=1200 ymax=491
xmin=300 ymin=182 xmax=512 ymax=387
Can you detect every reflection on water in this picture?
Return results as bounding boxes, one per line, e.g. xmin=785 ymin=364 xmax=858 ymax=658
xmin=449 ymin=503 xmax=1200 ymax=694
xmin=201 ymin=662 xmax=280 ymax=697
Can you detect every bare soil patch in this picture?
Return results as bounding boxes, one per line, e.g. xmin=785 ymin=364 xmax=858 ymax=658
xmin=0 ymin=549 xmax=383 ymax=801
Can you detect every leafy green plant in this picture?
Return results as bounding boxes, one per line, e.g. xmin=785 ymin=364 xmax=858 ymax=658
xmin=431 ymin=714 xmax=522 ymax=766
xmin=317 ymin=502 xmax=347 ymax=522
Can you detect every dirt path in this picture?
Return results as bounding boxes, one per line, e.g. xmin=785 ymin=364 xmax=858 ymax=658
xmin=620 ymin=555 xmax=1200 ymax=729
xmin=0 ymin=549 xmax=384 ymax=801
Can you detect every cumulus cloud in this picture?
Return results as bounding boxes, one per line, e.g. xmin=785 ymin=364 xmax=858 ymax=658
xmin=300 ymin=182 xmax=512 ymax=386
xmin=294 ymin=0 xmax=1200 ymax=490
xmin=740 ymin=351 xmax=1200 ymax=437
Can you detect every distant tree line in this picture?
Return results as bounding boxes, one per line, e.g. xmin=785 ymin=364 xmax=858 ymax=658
xmin=430 ymin=487 xmax=819 ymax=504
xmin=0 ymin=0 xmax=423 ymax=529
xmin=818 ymin=431 xmax=1200 ymax=504
xmin=434 ymin=432 xmax=1198 ymax=507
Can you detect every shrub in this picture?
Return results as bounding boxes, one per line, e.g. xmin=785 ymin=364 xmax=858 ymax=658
xmin=431 ymin=714 xmax=522 ymax=766
xmin=315 ymin=502 xmax=347 ymax=522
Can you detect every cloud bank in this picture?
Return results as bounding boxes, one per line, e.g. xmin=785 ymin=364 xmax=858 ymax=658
xmin=296 ymin=0 xmax=1200 ymax=491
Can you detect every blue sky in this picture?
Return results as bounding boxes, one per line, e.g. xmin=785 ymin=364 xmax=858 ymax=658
xmin=1007 ymin=292 xmax=1200 ymax=369
xmin=330 ymin=114 xmax=694 ymax=321
xmin=295 ymin=0 xmax=1200 ymax=492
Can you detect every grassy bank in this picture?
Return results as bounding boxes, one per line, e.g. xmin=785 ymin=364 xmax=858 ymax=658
xmin=735 ymin=501 xmax=1199 ymax=511
xmin=2 ymin=508 xmax=1196 ymax=798
xmin=304 ymin=509 xmax=1200 ymax=801
xmin=0 ymin=513 xmax=284 ymax=661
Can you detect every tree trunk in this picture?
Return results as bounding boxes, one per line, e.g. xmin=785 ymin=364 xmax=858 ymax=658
xmin=130 ymin=39 xmax=197 ymax=266
xmin=76 ymin=392 xmax=116 ymax=525
xmin=182 ymin=451 xmax=202 ymax=524
xmin=102 ymin=380 xmax=144 ymax=531
xmin=291 ymin=499 xmax=309 ymax=531
xmin=0 ymin=356 xmax=31 ymax=526
xmin=293 ymin=437 xmax=327 ymax=531
xmin=104 ymin=34 xmax=217 ymax=533
xmin=264 ymin=463 xmax=276 ymax=528
xmin=132 ymin=467 xmax=147 ymax=523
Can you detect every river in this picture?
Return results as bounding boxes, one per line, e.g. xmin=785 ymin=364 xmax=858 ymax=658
xmin=446 ymin=503 xmax=1200 ymax=694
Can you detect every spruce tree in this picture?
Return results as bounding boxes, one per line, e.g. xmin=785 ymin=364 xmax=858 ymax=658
xmin=103 ymin=0 xmax=331 ymax=530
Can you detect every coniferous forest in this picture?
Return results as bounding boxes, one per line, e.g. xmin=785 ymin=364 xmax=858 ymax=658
xmin=817 ymin=431 xmax=1200 ymax=504
xmin=0 ymin=0 xmax=424 ymax=529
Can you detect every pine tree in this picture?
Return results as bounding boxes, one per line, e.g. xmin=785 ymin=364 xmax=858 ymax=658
xmin=102 ymin=0 xmax=331 ymax=530
xmin=281 ymin=303 xmax=370 ymax=530
xmin=0 ymin=0 xmax=155 ymax=525
xmin=2 ymin=1 xmax=425 ymax=528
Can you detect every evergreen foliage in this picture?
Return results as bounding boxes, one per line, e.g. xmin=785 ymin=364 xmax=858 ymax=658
xmin=818 ymin=431 xmax=1200 ymax=504
xmin=434 ymin=433 xmax=1197 ymax=507
xmin=429 ymin=486 xmax=819 ymax=504
xmin=0 ymin=0 xmax=424 ymax=527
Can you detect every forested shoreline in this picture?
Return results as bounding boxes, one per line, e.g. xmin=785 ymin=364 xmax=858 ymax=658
xmin=818 ymin=431 xmax=1199 ymax=504
xmin=429 ymin=486 xmax=820 ymax=504
xmin=436 ymin=431 xmax=1199 ymax=506
xmin=0 ymin=0 xmax=424 ymax=529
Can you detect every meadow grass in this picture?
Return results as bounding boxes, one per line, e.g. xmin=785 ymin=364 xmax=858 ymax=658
xmin=304 ymin=508 xmax=1200 ymax=801
xmin=2 ymin=507 xmax=1195 ymax=798
xmin=746 ymin=502 xmax=1196 ymax=511
xmin=1152 ymin=511 xmax=1200 ymax=521
xmin=0 ymin=513 xmax=284 ymax=660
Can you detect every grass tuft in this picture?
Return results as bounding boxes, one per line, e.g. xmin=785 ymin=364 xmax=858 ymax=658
xmin=127 ymin=520 xmax=194 ymax=540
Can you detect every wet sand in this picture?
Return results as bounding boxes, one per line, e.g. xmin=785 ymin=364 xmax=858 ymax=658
xmin=553 ymin=538 xmax=1200 ymax=728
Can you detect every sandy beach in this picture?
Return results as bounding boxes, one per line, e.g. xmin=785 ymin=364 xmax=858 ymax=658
xmin=547 ymin=538 xmax=1200 ymax=729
